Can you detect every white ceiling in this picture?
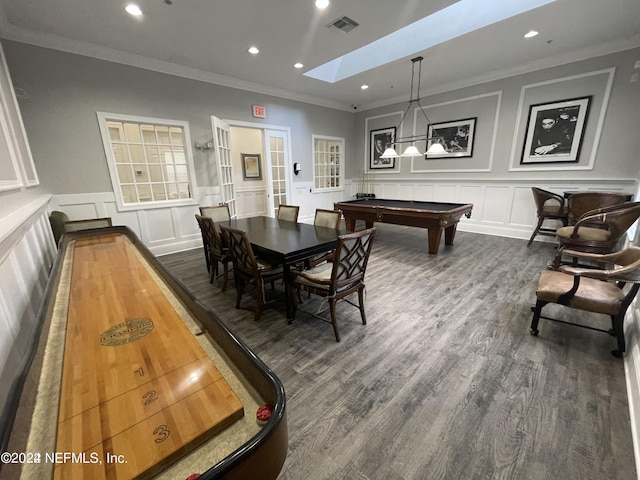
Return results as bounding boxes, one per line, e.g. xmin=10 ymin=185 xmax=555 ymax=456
xmin=1 ymin=0 xmax=639 ymax=111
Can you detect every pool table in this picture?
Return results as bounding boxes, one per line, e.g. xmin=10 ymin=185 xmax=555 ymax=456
xmin=334 ymin=198 xmax=473 ymax=254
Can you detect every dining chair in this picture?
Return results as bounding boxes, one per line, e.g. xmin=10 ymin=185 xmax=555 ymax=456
xmin=531 ymin=246 xmax=640 ymax=357
xmin=277 ymin=204 xmax=300 ymax=223
xmin=199 ymin=203 xmax=231 ymax=223
xmin=199 ymin=204 xmax=231 ymax=271
xmin=220 ymin=225 xmax=284 ymax=321
xmin=307 ymin=209 xmax=343 ymax=268
xmin=195 ymin=214 xmax=232 ymax=290
xmin=552 ymin=202 xmax=640 ymax=269
xmin=527 ymin=187 xmax=568 ymax=247
xmin=63 ymin=217 xmax=113 ymax=232
xmin=290 ymin=227 xmax=376 ymax=342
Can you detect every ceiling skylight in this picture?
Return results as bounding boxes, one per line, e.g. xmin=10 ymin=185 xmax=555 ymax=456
xmin=305 ymin=0 xmax=556 ymax=83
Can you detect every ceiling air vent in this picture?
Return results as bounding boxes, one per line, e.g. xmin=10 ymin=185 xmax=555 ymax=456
xmin=326 ymin=16 xmax=359 ymax=34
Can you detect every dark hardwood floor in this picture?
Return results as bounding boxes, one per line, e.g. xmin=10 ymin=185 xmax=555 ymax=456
xmin=159 ymin=223 xmax=635 ymax=480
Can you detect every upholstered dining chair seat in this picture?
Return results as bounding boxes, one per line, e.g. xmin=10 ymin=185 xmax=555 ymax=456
xmin=292 ymin=262 xmax=333 ymax=289
xmin=536 ymin=270 xmax=625 ymax=315
xmin=556 ymin=225 xmax=612 ymax=242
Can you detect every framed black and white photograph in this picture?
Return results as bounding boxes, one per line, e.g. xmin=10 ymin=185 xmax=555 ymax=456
xmin=520 ymin=96 xmax=591 ymax=164
xmin=369 ymin=127 xmax=396 ymax=169
xmin=425 ymin=117 xmax=476 ymax=159
xmin=241 ymin=153 xmax=262 ymax=180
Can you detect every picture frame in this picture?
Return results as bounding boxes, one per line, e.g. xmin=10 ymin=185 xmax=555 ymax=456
xmin=241 ymin=153 xmax=262 ymax=180
xmin=425 ymin=117 xmax=476 ymax=159
xmin=520 ymin=96 xmax=591 ymax=164
xmin=370 ymin=127 xmax=396 ymax=169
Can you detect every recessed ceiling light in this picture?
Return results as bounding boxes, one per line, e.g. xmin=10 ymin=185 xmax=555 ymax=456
xmin=294 ymin=63 xmax=304 ymax=69
xmin=248 ymin=46 xmax=260 ymax=54
xmin=125 ymin=3 xmax=143 ymax=16
xmin=315 ymin=0 xmax=330 ymax=9
xmin=524 ymin=30 xmax=539 ymax=38
xmin=361 ymin=85 xmax=369 ymax=90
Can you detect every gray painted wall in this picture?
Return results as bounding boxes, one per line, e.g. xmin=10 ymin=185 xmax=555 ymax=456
xmin=3 ymin=41 xmax=640 ymax=205
xmin=3 ymin=40 xmax=355 ymax=196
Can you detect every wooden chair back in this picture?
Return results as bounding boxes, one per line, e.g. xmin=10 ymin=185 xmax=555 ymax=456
xmin=314 ymin=209 xmax=342 ymax=229
xmin=567 ymin=192 xmax=627 ymax=225
xmin=277 ymin=205 xmax=300 ymax=222
xmin=329 ymin=227 xmax=376 ymax=295
xmin=199 ymin=204 xmax=231 ymax=223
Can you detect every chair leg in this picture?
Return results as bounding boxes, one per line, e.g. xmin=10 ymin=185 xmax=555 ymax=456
xmin=611 ymin=314 xmax=626 ymax=358
xmin=254 ymin=280 xmax=266 ymax=321
xmin=527 ymin=217 xmax=544 ymax=247
xmin=221 ymin=262 xmax=229 ymax=292
xmin=329 ymin=299 xmax=340 ymax=342
xmin=358 ymin=287 xmax=367 ymax=325
xmin=530 ymin=299 xmax=546 ymax=335
xmin=235 ymin=277 xmax=244 ymax=309
xmin=209 ymin=258 xmax=218 ymax=284
xmin=552 ymin=247 xmax=565 ymax=270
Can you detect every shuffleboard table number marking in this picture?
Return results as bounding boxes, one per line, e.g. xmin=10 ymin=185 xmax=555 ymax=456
xmin=134 ymin=367 xmax=144 ymax=377
xmin=100 ymin=318 xmax=155 ymax=346
xmin=143 ymin=390 xmax=158 ymax=405
xmin=153 ymin=425 xmax=170 ymax=443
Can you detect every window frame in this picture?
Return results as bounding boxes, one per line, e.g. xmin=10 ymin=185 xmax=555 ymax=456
xmin=312 ymin=134 xmax=345 ymax=194
xmin=97 ymin=112 xmax=198 ymax=211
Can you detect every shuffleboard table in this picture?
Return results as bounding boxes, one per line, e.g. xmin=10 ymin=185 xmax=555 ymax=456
xmin=2 ymin=226 xmax=287 ymax=480
xmin=334 ymin=198 xmax=473 ymax=254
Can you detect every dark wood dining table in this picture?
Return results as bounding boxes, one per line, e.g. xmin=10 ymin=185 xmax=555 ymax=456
xmin=220 ymin=216 xmax=343 ymax=320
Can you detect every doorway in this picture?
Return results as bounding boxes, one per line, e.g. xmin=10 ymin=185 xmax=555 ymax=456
xmin=223 ymin=120 xmax=292 ymax=218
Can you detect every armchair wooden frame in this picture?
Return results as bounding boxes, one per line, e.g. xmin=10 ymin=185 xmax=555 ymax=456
xmin=290 ymin=227 xmax=376 ymax=342
xmin=531 ymin=247 xmax=640 ymax=357
xmin=527 ymin=187 xmax=568 ymax=247
xmin=552 ymin=202 xmax=640 ymax=269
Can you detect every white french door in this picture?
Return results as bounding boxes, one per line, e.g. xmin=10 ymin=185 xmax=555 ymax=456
xmin=211 ymin=115 xmax=237 ymax=218
xmin=264 ymin=129 xmax=291 ymax=217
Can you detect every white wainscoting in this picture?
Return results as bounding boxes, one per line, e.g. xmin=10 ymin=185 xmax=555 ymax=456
xmin=346 ymin=178 xmax=637 ymax=242
xmin=0 ymin=194 xmax=56 ymax=419
xmin=52 ymin=189 xmax=222 ymax=256
xmin=236 ymin=186 xmax=267 ymax=218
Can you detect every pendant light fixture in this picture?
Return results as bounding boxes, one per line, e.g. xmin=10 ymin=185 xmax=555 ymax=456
xmin=380 ymin=56 xmax=445 ymax=159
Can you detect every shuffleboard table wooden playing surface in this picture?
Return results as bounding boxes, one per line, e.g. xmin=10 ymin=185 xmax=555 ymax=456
xmin=2 ymin=226 xmax=287 ymax=480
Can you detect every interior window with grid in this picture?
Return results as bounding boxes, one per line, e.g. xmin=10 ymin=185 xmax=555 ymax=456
xmin=98 ymin=113 xmax=196 ymax=210
xmin=313 ymin=135 xmax=344 ymax=192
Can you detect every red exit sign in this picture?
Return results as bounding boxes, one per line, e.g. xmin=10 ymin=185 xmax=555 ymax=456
xmin=252 ymin=105 xmax=266 ymax=118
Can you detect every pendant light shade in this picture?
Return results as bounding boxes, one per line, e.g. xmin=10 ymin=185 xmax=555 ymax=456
xmin=380 ymin=147 xmax=399 ymax=159
xmin=400 ymin=145 xmax=422 ymax=157
xmin=426 ymin=142 xmax=447 ymax=155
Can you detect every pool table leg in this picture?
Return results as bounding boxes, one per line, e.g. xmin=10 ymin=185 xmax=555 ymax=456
xmin=427 ymin=228 xmax=443 ymax=254
xmin=344 ymin=217 xmax=356 ymax=231
xmin=444 ymin=224 xmax=458 ymax=246
xmin=427 ymin=224 xmax=458 ymax=254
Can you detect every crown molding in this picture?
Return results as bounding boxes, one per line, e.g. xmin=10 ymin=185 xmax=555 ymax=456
xmin=0 ymin=23 xmax=354 ymax=112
